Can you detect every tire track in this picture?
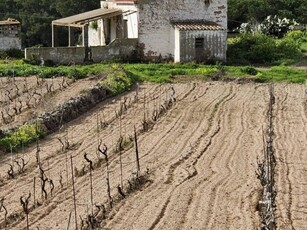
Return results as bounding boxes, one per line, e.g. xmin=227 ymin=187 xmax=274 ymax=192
xmin=103 ymin=83 xmax=230 ymax=230
xmin=274 ymin=84 xmax=307 ymax=230
xmin=146 ymin=85 xmax=237 ymax=230
xmin=274 ymin=85 xmax=294 ymax=230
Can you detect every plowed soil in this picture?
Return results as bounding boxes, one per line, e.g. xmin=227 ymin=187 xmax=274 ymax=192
xmin=0 ymin=81 xmax=306 ymax=230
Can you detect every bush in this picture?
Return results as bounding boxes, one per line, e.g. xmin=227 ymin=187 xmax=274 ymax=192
xmin=0 ymin=49 xmax=24 ymax=59
xmin=101 ymin=64 xmax=133 ymax=95
xmin=0 ymin=122 xmax=45 ymax=152
xmin=240 ymin=66 xmax=258 ymax=75
xmin=227 ymin=33 xmax=303 ymax=65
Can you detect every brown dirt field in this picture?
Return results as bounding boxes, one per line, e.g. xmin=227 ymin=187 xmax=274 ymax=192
xmin=0 ymin=81 xmax=306 ymax=230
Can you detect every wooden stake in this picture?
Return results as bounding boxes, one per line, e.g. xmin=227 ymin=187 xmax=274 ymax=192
xmin=134 ymin=125 xmax=140 ymax=177
xmin=84 ymin=153 xmax=94 ymax=215
xmin=70 ymin=156 xmax=78 ymax=230
xmin=66 ymin=211 xmax=72 ymax=230
xmin=33 ymin=177 xmax=36 ymax=208
xmin=119 ymin=112 xmax=123 ymax=189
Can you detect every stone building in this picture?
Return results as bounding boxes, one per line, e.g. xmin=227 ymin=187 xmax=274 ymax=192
xmin=138 ymin=0 xmax=227 ymax=62
xmin=26 ymin=0 xmax=227 ymax=63
xmin=0 ymin=18 xmax=21 ymax=50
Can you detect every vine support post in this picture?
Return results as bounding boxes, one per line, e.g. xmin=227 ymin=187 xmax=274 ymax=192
xmin=119 ymin=111 xmax=123 ymax=189
xmin=134 ymin=125 xmax=140 ymax=177
xmin=33 ymin=177 xmax=36 ymax=208
xmin=70 ymin=155 xmax=78 ymax=230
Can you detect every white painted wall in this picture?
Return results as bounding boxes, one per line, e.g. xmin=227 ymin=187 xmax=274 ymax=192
xmin=174 ymin=28 xmax=180 ymax=63
xmin=89 ymin=20 xmax=103 ymax=46
xmin=138 ymin=0 xmax=227 ymax=59
xmin=89 ymin=1 xmax=138 ymax=46
xmin=106 ymin=1 xmax=138 ymax=38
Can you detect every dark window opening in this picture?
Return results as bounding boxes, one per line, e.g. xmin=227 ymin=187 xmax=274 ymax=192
xmin=195 ymin=38 xmax=204 ymax=48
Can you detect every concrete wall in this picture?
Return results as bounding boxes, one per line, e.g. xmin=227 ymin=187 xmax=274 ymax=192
xmin=176 ymin=29 xmax=227 ymax=62
xmin=91 ymin=38 xmax=138 ymax=62
xmin=25 ymin=38 xmax=138 ymax=64
xmin=138 ymin=0 xmax=227 ymax=60
xmin=25 ymin=47 xmax=85 ymax=64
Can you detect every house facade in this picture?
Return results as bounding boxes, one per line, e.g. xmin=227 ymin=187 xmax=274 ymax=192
xmin=0 ymin=18 xmax=21 ymax=50
xmin=138 ymin=0 xmax=227 ymax=62
xmin=25 ymin=0 xmax=227 ymax=64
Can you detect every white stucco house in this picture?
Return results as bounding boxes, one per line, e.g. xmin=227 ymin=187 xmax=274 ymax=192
xmin=26 ymin=0 xmax=227 ymax=64
xmin=138 ymin=0 xmax=227 ymax=62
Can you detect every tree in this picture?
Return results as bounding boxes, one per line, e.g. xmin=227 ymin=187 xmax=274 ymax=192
xmin=228 ymin=0 xmax=307 ymax=31
xmin=0 ymin=0 xmax=99 ymax=48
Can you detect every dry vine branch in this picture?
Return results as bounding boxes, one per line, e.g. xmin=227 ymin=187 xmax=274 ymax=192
xmin=20 ymin=193 xmax=31 ymax=230
xmin=39 ymin=166 xmax=48 ymax=200
xmin=84 ymin=153 xmax=94 ymax=215
xmin=49 ymin=179 xmax=54 ymax=196
xmin=6 ymin=164 xmax=14 ymax=179
xmin=0 ymin=197 xmax=7 ymax=229
xmin=98 ymin=141 xmax=113 ymax=208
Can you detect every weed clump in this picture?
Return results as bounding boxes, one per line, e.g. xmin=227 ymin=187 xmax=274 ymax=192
xmin=0 ymin=121 xmax=45 ymax=152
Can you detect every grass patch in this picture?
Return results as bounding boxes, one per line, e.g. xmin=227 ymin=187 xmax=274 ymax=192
xmin=0 ymin=60 xmax=305 ymax=84
xmin=123 ymin=63 xmax=217 ymax=83
xmin=257 ymin=66 xmax=307 ymax=83
xmin=0 ymin=122 xmax=45 ymax=152
xmin=0 ymin=60 xmax=109 ymax=79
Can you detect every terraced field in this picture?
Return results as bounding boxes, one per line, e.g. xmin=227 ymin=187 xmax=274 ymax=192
xmin=0 ymin=80 xmax=306 ymax=229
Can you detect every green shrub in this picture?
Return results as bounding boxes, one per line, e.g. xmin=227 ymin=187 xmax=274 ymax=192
xmin=276 ymin=38 xmax=302 ymax=61
xmin=285 ymin=30 xmax=307 ymax=44
xmin=102 ymin=64 xmax=133 ymax=95
xmin=0 ymin=122 xmax=45 ymax=152
xmin=0 ymin=49 xmax=24 ymax=59
xmin=240 ymin=66 xmax=258 ymax=75
xmin=227 ymin=33 xmax=303 ymax=65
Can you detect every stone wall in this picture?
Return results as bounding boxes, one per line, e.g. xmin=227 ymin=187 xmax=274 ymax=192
xmin=0 ymin=36 xmax=21 ymax=50
xmin=38 ymin=83 xmax=109 ymax=132
xmin=25 ymin=38 xmax=138 ymax=64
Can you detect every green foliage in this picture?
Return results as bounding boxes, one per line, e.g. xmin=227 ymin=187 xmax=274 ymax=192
xmin=240 ymin=66 xmax=258 ymax=75
xmin=0 ymin=122 xmax=45 ymax=151
xmin=260 ymin=15 xmax=298 ymax=38
xmin=101 ymin=64 xmax=133 ymax=95
xmin=285 ymin=30 xmax=307 ymax=51
xmin=0 ymin=61 xmax=110 ymax=78
xmin=0 ymin=49 xmax=24 ymax=59
xmin=0 ymin=0 xmax=100 ymax=47
xmin=228 ymin=0 xmax=307 ymax=31
xmin=90 ymin=20 xmax=98 ymax=31
xmin=227 ymin=33 xmax=303 ymax=65
xmin=258 ymin=65 xmax=307 ymax=83
xmin=124 ymin=63 xmax=217 ymax=83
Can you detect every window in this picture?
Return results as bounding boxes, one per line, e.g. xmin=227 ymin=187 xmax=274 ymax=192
xmin=195 ymin=38 xmax=204 ymax=48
